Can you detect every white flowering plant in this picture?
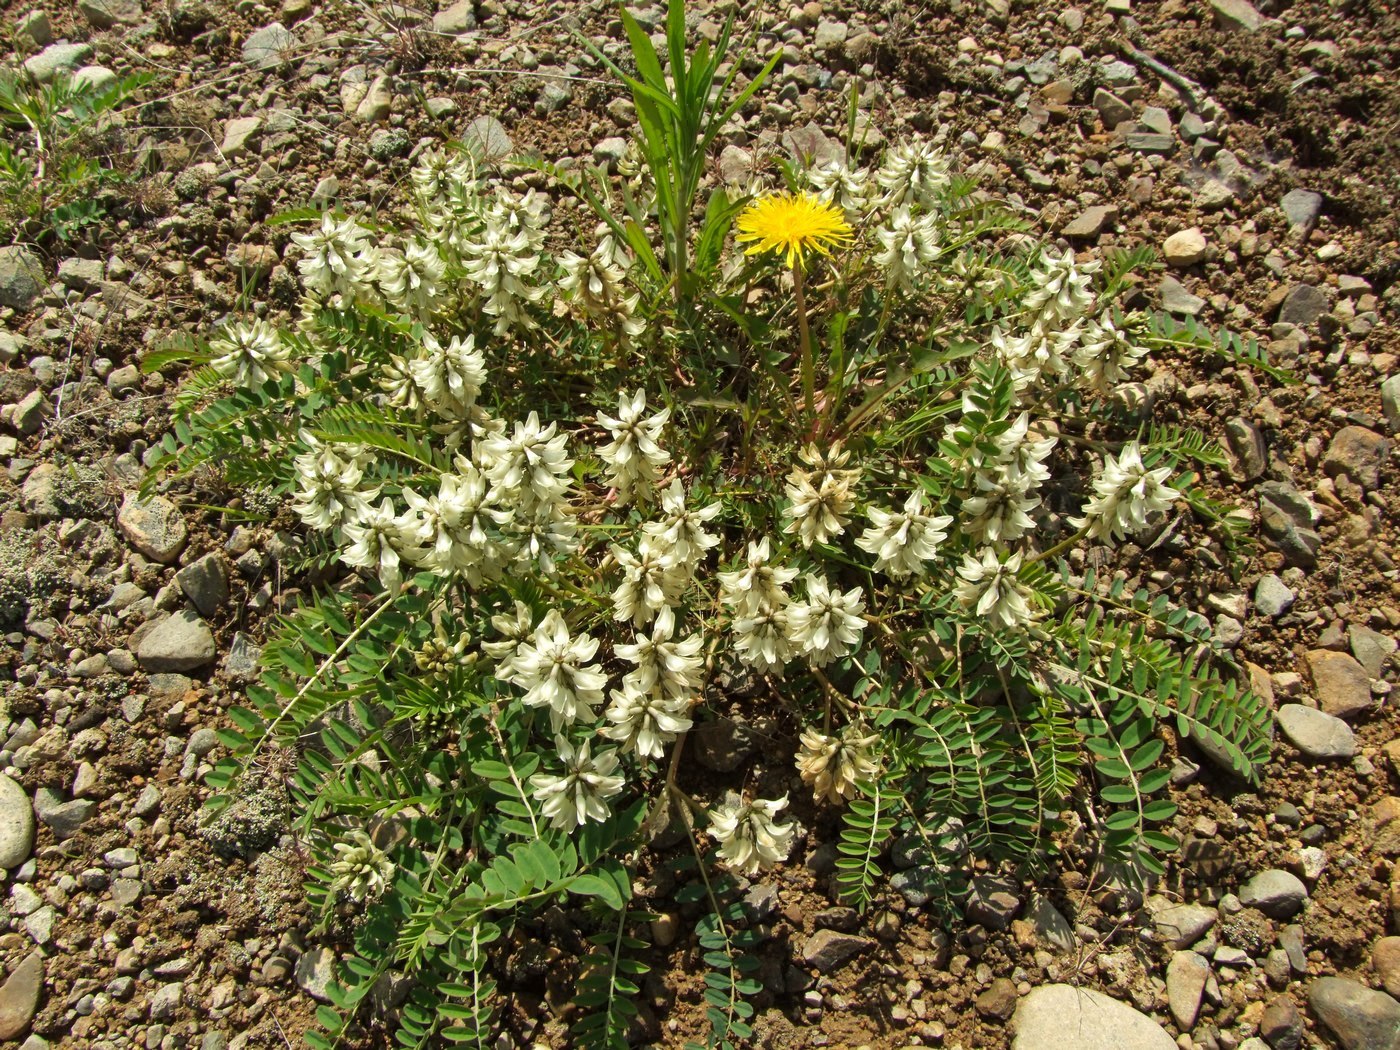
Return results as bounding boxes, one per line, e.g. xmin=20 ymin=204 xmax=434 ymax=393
xmin=149 ymin=1 xmax=1281 ymax=1045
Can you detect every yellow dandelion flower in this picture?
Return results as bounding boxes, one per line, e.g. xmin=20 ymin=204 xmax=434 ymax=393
xmin=735 ymin=192 xmax=854 ymax=269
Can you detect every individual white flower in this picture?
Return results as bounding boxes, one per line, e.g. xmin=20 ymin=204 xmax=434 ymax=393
xmin=511 ymin=504 xmax=578 ymax=575
xmin=797 ymin=724 xmax=881 ymax=804
xmin=401 ymin=463 xmax=508 ymax=582
xmin=856 ymin=490 xmax=953 ymax=577
xmin=1070 ymin=441 xmax=1180 ymax=543
xmin=340 ymin=497 xmax=419 ymax=591
xmin=481 ymin=599 xmax=534 ymax=677
xmin=960 ymin=470 xmax=1041 ymax=544
xmin=787 ymin=575 xmax=867 ymax=668
xmin=597 ymin=389 xmax=671 ymax=505
xmin=328 ymin=829 xmax=395 ymax=901
xmin=875 ymin=140 xmax=951 ymax=210
xmin=377 ymin=238 xmax=446 ymax=318
xmin=731 ymin=605 xmax=795 ymax=674
xmin=462 ymin=213 xmax=545 ymax=335
xmin=290 ymin=435 xmax=379 ymax=532
xmin=510 ymin=609 xmax=606 ymax=731
xmin=708 ymin=795 xmax=796 ymax=875
xmin=875 ymin=206 xmax=941 ymax=293
xmin=410 ymin=333 xmax=487 ymax=422
xmin=991 ymin=322 xmax=1080 ymax=393
xmin=1073 ymin=314 xmax=1150 ymax=394
xmin=955 ymin=549 xmax=1035 ymax=631
xmin=782 ymin=444 xmax=859 ymax=550
xmin=642 ymin=480 xmax=722 ymax=572
xmin=529 ymin=736 xmax=625 ymax=830
xmin=411 ymin=147 xmax=476 ymax=204
xmin=559 ymin=235 xmax=645 ymax=344
xmin=291 ymin=212 xmax=374 ymax=298
xmin=614 ymin=608 xmax=705 ymax=700
xmin=718 ymin=538 xmax=798 ymax=618
xmin=602 ymin=679 xmax=693 ymax=760
xmin=807 ymin=159 xmax=870 ymax=221
xmin=479 ymin=412 xmax=574 ymax=510
xmin=208 ymin=319 xmax=289 ymax=388
xmin=493 ymin=188 xmax=550 ymax=251
xmin=611 ymin=536 xmax=687 ymax=626
xmin=1023 ymin=247 xmax=1099 ymax=323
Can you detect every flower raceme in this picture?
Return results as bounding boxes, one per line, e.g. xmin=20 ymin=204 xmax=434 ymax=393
xmin=707 ymin=795 xmax=798 ymax=875
xmin=735 ymin=191 xmax=853 ymax=269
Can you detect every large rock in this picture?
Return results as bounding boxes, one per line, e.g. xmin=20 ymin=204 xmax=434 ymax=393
xmin=1210 ymin=0 xmax=1264 ymax=32
xmin=175 ymin=553 xmax=229 ymax=618
xmin=0 ymin=775 xmax=35 ymax=870
xmin=34 ymin=787 xmax=96 ymax=841
xmin=242 ymin=22 xmax=297 ymax=69
xmin=432 ymin=0 xmax=476 ymax=33
xmin=966 ymin=874 xmax=1022 ymax=930
xmin=78 ymin=0 xmax=144 ymax=28
xmin=1351 ymin=626 xmax=1397 ymax=679
xmin=0 ymin=951 xmax=42 ymax=1041
xmin=1257 ymin=482 xmax=1321 ymax=568
xmin=1013 ymin=985 xmax=1175 ymax=1050
xmin=117 ymin=494 xmax=187 ymax=564
xmin=1324 ymin=427 xmax=1389 ymax=491
xmin=1278 ymin=284 xmax=1329 ymax=326
xmin=22 ymin=42 xmax=92 ymax=83
xmin=1308 ymin=977 xmax=1400 ymax=1050
xmin=1167 ymin=951 xmax=1210 ymax=1029
xmin=1277 ymin=704 xmax=1355 ymax=759
xmin=1239 ymin=869 xmax=1308 ymax=918
xmin=1306 ymin=650 xmax=1374 ymax=720
xmin=1371 ymin=797 xmax=1400 ymax=857
xmin=801 ymin=929 xmax=874 ymax=973
xmin=136 ymin=610 xmax=216 ymax=672
xmin=462 ymin=115 xmax=512 ymax=161
xmin=1149 ymin=898 xmax=1218 ymax=949
xmin=1163 ymin=228 xmax=1207 ymax=267
xmin=0 ymin=247 xmax=45 ymax=311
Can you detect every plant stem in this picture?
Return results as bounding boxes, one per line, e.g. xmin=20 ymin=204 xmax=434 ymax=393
xmin=791 ymin=261 xmax=815 ymax=423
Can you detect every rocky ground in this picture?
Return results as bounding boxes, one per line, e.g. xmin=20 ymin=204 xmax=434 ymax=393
xmin=0 ymin=0 xmax=1398 ymax=1047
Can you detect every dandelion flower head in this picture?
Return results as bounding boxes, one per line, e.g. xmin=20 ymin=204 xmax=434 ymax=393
xmin=735 ymin=192 xmax=853 ymax=269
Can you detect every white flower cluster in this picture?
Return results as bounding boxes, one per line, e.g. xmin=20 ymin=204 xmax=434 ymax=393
xmin=208 ymin=319 xmax=289 ymax=388
xmin=1071 ymin=441 xmax=1180 ymax=543
xmin=327 ymin=829 xmax=395 ymax=901
xmin=707 ymin=795 xmax=797 ymax=874
xmin=797 ymin=723 xmax=880 ymax=804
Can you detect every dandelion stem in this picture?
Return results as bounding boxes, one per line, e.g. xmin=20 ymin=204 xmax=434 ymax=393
xmin=792 ymin=262 xmax=815 ymax=423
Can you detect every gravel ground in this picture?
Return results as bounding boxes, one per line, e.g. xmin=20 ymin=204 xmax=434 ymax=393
xmin=0 ymin=0 xmax=1398 ymax=1047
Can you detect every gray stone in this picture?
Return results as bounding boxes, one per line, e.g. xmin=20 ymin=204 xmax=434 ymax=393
xmin=1149 ymin=898 xmax=1218 ymax=949
xmin=1278 ymin=284 xmax=1329 ymax=326
xmin=1198 ymin=178 xmax=1235 ymax=210
xmin=1382 ymin=376 xmax=1400 ymax=432
xmin=592 ymin=137 xmax=628 ymax=167
xmin=117 ymin=494 xmax=187 ymax=564
xmin=534 ymin=83 xmax=573 ymax=117
xmin=1257 ymin=482 xmax=1321 ymax=567
xmin=176 ymin=553 xmax=229 ymax=617
xmin=187 ymin=728 xmax=219 ymax=757
xmin=462 ymin=116 xmax=512 ymax=161
xmin=1140 ymin=106 xmax=1173 ymax=135
xmin=432 ymin=0 xmax=476 ymax=33
xmin=1012 ymin=984 xmax=1174 ymax=1050
xmin=12 ymin=390 xmax=49 ymax=435
xmin=294 ymin=947 xmax=336 ymax=1001
xmin=220 ymin=116 xmax=263 ymax=156
xmin=966 ymin=874 xmax=1021 ymax=930
xmin=1254 ymin=574 xmax=1295 ymax=618
xmin=1309 ymin=977 xmax=1400 ymax=1050
xmin=1351 ymin=626 xmax=1396 ymax=679
xmin=1277 ymin=704 xmax=1354 ymax=759
xmin=782 ymin=123 xmax=843 ymax=169
xmin=801 ymin=930 xmax=873 ymax=973
xmin=1281 ymin=189 xmax=1323 ymax=234
xmin=1211 ymin=0 xmax=1264 ymax=32
xmin=224 ymin=632 xmax=262 ymax=681
xmin=1028 ymin=895 xmax=1075 ymax=953
xmin=18 ymin=10 xmax=51 ymax=45
xmin=56 ymin=257 xmax=102 ymax=290
xmin=78 ymin=0 xmax=143 ymax=28
xmin=354 ymin=75 xmax=393 ymax=123
xmin=0 ymin=951 xmax=43 ymax=1041
xmin=242 ymin=22 xmax=297 ymax=70
xmin=814 ymin=19 xmax=847 ymax=51
xmin=23 ymin=43 xmax=93 ymax=83
xmin=978 ymin=977 xmax=1020 ymax=1021
xmin=1094 ymin=88 xmax=1134 ymax=128
xmin=1167 ymin=951 xmax=1210 ymax=1029
xmin=1305 ymin=649 xmax=1373 ymax=720
xmin=72 ymin=65 xmax=117 ymax=92
xmin=1063 ymin=206 xmax=1114 ymax=239
xmin=1225 ymin=417 xmax=1267 ymax=481
xmin=1260 ymin=995 xmax=1304 ymax=1050
xmin=148 ymin=982 xmax=181 ymax=1021
xmin=137 ymin=610 xmax=216 ymax=672
xmin=1323 ymin=426 xmax=1389 ymax=491
xmin=33 ymin=787 xmax=96 ymax=840
xmin=693 ymin=718 xmax=759 ymax=772
xmin=23 ymin=906 xmax=53 ymax=945
xmin=0 ymin=775 xmax=35 ymax=869
xmin=0 ymin=247 xmax=45 ymax=311
xmin=1160 ymin=275 xmax=1206 ymax=317
xmin=1240 ymin=869 xmax=1308 ymax=918
xmin=1124 ymin=133 xmax=1175 ymax=154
